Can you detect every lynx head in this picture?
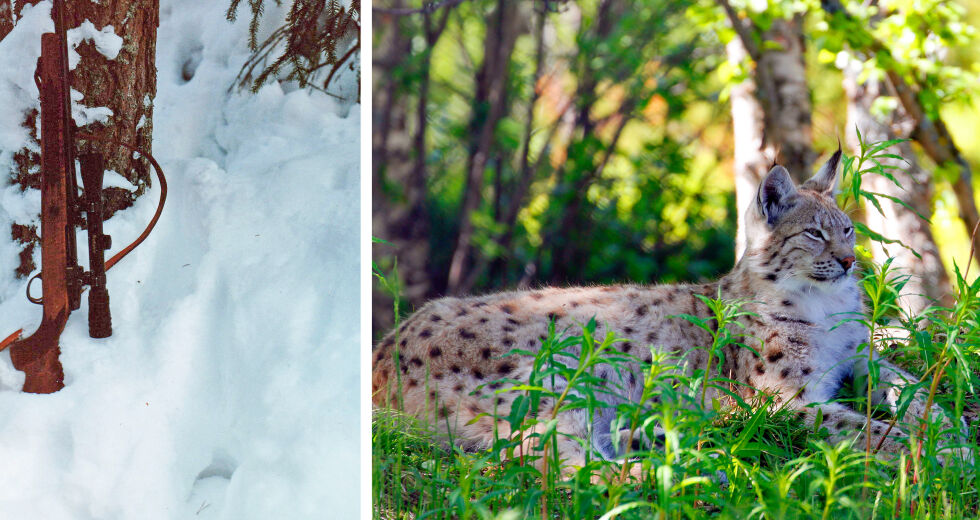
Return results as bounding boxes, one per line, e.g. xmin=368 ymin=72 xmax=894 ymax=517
xmin=744 ymin=149 xmax=856 ymax=290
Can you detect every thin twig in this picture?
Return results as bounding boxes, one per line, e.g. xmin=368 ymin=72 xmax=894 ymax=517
xmin=713 ymin=0 xmax=760 ymax=61
xmin=963 ymin=218 xmax=980 ymax=281
xmin=373 ymin=0 xmax=467 ymax=16
xmin=323 ymin=42 xmax=360 ymax=90
xmin=593 ymin=108 xmax=631 ymax=180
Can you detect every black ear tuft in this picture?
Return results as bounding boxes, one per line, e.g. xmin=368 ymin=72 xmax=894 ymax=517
xmin=802 ymin=146 xmax=842 ymax=195
xmin=757 ymin=165 xmax=797 ymax=226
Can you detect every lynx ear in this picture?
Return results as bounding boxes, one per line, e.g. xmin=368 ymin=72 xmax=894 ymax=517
xmin=757 ymin=165 xmax=797 ymax=226
xmin=802 ymin=147 xmax=842 ymax=196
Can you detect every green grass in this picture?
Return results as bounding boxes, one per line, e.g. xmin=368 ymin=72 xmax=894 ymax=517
xmin=372 ymin=268 xmax=980 ymax=519
xmin=373 ymin=141 xmax=980 ymax=519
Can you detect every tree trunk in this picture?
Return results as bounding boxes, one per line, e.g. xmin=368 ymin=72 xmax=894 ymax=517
xmin=68 ymin=0 xmax=158 ymax=214
xmin=893 ymin=81 xmax=980 ymax=265
xmin=478 ymin=3 xmax=548 ymax=291
xmin=445 ymin=0 xmax=523 ymax=294
xmin=372 ymin=4 xmax=432 ymax=334
xmin=724 ymin=13 xmax=815 ymax=259
xmin=539 ymin=0 xmax=625 ymax=285
xmin=727 ymin=36 xmax=769 ymax=261
xmin=10 ymin=0 xmax=158 ymax=276
xmin=877 ymin=53 xmax=980 ymax=267
xmin=843 ymin=63 xmax=951 ymax=313
xmin=0 ymin=1 xmax=12 ymax=41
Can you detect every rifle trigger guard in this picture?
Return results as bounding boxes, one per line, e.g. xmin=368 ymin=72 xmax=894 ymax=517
xmin=27 ymin=272 xmax=44 ymax=305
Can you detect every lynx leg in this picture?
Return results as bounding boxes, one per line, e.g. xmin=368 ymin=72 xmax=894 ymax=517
xmin=795 ymin=401 xmax=908 ymax=456
xmin=860 ymin=358 xmax=972 ymax=463
xmin=859 ymin=358 xmax=927 ymax=418
xmin=511 ymin=408 xmax=652 ymax=482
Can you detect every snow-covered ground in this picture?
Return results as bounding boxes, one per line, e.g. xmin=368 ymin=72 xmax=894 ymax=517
xmin=0 ymin=1 xmax=360 ymax=518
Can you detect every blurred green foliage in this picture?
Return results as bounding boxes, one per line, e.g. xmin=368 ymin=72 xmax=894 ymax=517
xmin=375 ymin=0 xmax=737 ymax=308
xmin=373 ymin=0 xmax=980 ymax=328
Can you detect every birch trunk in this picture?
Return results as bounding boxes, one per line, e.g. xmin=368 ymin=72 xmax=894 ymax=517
xmin=726 ymin=15 xmax=815 ymax=259
xmin=843 ymin=63 xmax=951 ymax=313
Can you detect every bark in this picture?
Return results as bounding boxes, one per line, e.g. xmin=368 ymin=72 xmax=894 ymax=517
xmin=548 ymin=0 xmax=625 ymax=282
xmin=723 ymin=11 xmax=815 ymax=259
xmin=10 ymin=0 xmax=158 ymax=276
xmin=893 ymin=80 xmax=980 ymax=265
xmin=12 ymin=0 xmax=28 ymax=18
xmin=843 ymin=63 xmax=951 ymax=313
xmin=727 ymin=36 xmax=768 ymax=261
xmin=0 ymin=0 xmax=12 ymax=41
xmin=445 ymin=0 xmax=523 ymax=294
xmin=372 ymin=4 xmax=432 ymax=334
xmin=68 ymin=0 xmax=158 ymax=215
xmin=10 ymin=2 xmax=43 ymax=277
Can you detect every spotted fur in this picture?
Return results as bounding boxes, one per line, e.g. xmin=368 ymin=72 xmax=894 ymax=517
xmin=373 ymin=150 xmax=968 ymax=469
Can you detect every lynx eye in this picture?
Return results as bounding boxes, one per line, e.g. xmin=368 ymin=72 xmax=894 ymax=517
xmin=844 ymin=226 xmax=854 ymax=237
xmin=802 ymin=228 xmax=825 ymax=241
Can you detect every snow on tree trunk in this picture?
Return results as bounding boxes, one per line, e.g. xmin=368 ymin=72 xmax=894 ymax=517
xmin=65 ymin=0 xmax=158 ymax=214
xmin=843 ymin=64 xmax=951 ymax=313
xmin=10 ymin=0 xmax=158 ymax=276
xmin=727 ymin=15 xmax=815 ymax=259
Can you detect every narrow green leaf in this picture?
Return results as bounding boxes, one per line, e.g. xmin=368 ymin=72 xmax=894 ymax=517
xmin=866 ymin=138 xmax=908 ymax=156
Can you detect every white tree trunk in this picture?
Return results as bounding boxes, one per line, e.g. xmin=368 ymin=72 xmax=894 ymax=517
xmin=727 ymin=15 xmax=814 ymax=259
xmin=842 ymin=60 xmax=950 ymax=313
xmin=728 ymin=37 xmax=769 ymax=260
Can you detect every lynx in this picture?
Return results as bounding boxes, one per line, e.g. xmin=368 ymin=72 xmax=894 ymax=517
xmin=372 ymin=150 xmax=967 ymax=471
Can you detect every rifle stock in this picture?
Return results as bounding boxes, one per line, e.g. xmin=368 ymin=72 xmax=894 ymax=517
xmin=7 ymin=33 xmax=74 ymax=394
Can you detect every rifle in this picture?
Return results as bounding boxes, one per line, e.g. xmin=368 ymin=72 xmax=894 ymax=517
xmin=0 ymin=1 xmax=167 ymax=394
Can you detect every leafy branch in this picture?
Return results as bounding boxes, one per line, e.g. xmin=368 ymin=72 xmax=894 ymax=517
xmin=838 ymin=129 xmax=925 ymax=260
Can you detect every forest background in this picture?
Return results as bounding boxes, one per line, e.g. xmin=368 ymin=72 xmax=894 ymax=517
xmin=371 ymin=0 xmax=980 ymax=337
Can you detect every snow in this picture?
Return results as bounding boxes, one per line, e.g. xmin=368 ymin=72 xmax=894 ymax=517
xmin=66 ymin=19 xmax=123 ymax=69
xmin=0 ymin=1 xmax=360 ymax=519
xmin=99 ymin=169 xmax=137 ymax=191
xmin=66 ymin=20 xmax=123 ymax=127
xmin=70 ymin=87 xmax=114 ymax=127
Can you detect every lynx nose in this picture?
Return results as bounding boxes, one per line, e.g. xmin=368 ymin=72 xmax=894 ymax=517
xmin=837 ymin=256 xmax=855 ymax=271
